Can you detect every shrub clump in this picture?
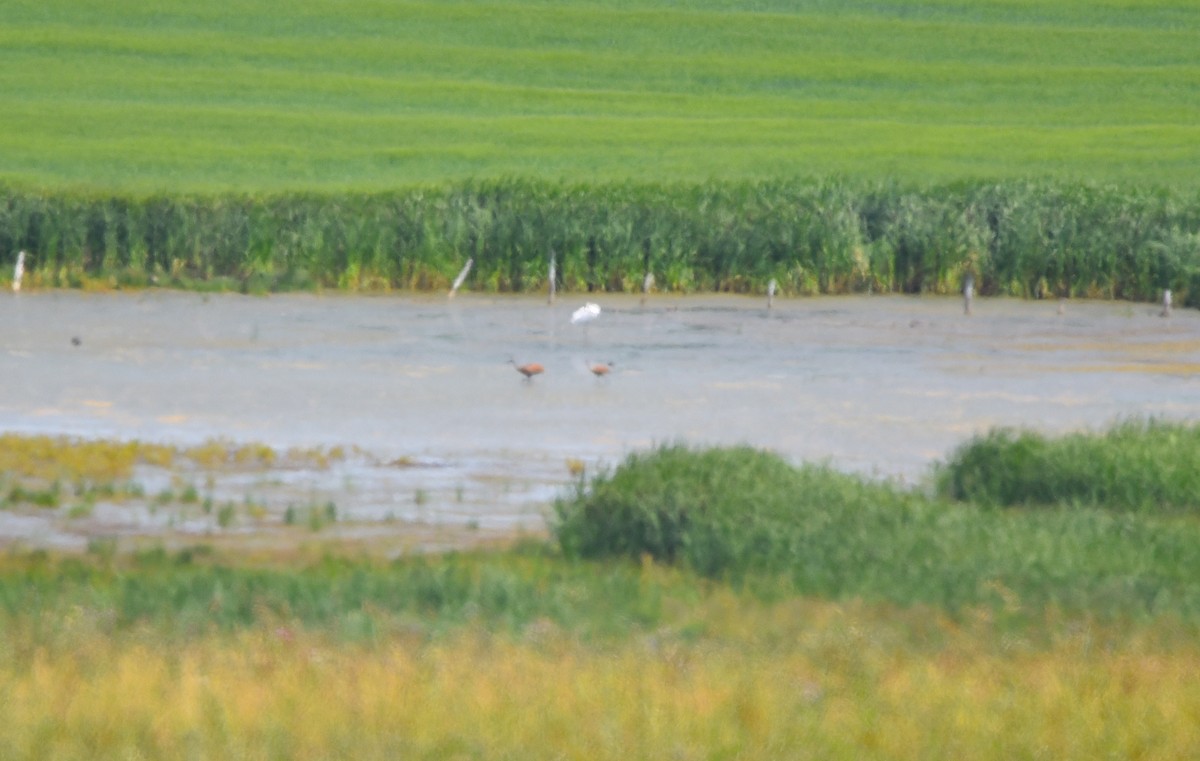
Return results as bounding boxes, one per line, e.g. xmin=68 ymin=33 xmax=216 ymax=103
xmin=551 ymin=443 xmax=912 ymax=578
xmin=935 ymin=419 xmax=1200 ymax=513
xmin=550 ymin=440 xmax=1200 ymax=617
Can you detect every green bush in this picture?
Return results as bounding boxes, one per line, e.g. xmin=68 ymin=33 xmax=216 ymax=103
xmin=936 ymin=419 xmax=1200 ymax=513
xmin=551 ymin=441 xmax=1200 ymax=617
xmin=552 ymin=443 xmax=914 ymax=578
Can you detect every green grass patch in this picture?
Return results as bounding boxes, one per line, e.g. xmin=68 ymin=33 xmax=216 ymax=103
xmin=553 ymin=440 xmax=1200 ymax=619
xmin=936 ymin=418 xmax=1200 ymax=513
xmin=1 ymin=0 xmax=1198 ymax=193
xmin=0 ymin=544 xmax=690 ymax=643
xmin=5 ymin=482 xmax=62 ymax=509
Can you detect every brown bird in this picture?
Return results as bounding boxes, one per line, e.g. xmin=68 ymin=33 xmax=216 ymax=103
xmin=589 ymin=360 xmax=615 ymax=377
xmin=509 ymin=359 xmax=544 ymax=382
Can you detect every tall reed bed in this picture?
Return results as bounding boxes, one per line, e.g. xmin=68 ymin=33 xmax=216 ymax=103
xmin=3 ymin=178 xmax=1198 ymax=300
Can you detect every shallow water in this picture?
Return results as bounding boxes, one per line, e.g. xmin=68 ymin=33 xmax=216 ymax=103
xmin=2 ymin=290 xmax=1199 ymax=551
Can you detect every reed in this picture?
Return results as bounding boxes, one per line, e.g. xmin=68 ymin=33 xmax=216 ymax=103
xmin=2 ymin=179 xmax=1198 ymax=301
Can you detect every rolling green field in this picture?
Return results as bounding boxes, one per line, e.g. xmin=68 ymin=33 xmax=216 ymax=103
xmin=2 ymin=0 xmax=1198 ymax=192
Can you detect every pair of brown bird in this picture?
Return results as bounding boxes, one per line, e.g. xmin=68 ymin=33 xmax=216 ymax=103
xmin=509 ymin=359 xmax=613 ymax=382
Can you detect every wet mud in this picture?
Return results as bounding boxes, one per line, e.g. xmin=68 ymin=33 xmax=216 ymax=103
xmin=2 ymin=290 xmax=1198 ymax=552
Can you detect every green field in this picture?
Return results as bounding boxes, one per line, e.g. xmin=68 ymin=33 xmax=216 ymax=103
xmin=2 ymin=0 xmax=1198 ymax=192
xmin=3 ymin=0 xmax=1197 ymax=298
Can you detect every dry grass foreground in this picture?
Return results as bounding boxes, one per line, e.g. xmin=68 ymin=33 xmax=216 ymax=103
xmin=3 ymin=595 xmax=1199 ymax=760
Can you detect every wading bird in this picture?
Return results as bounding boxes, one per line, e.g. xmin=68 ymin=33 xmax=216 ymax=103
xmin=570 ymin=302 xmax=601 ymax=325
xmin=509 ymin=359 xmax=544 ymax=382
xmin=588 ymin=360 xmax=615 ymax=378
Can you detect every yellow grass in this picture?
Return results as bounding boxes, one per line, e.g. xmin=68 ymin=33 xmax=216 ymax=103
xmin=4 ymin=604 xmax=1199 ymax=760
xmin=0 ymin=433 xmax=348 ymax=488
xmin=0 ymin=433 xmax=169 ymax=483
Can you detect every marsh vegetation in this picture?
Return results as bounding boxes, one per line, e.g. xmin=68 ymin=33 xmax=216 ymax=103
xmin=3 ymin=423 xmax=1200 ymax=758
xmin=3 ymin=0 xmax=1199 ymax=755
xmin=0 ymin=435 xmax=521 ymax=554
xmin=3 ymin=179 xmax=1199 ymax=303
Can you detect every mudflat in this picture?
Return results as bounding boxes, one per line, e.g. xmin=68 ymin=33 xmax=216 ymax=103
xmin=2 ymin=290 xmax=1197 ymax=551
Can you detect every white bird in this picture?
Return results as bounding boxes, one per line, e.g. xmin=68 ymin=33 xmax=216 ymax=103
xmin=570 ymin=302 xmax=601 ymax=325
xmin=12 ymin=250 xmax=25 ymax=292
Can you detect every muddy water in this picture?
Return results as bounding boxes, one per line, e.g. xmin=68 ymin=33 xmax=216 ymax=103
xmin=2 ymin=290 xmax=1199 ymax=551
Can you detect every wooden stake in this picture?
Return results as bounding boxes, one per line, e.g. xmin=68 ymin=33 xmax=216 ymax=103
xmin=12 ymin=250 xmax=25 ymax=292
xmin=448 ymin=258 xmax=473 ymax=299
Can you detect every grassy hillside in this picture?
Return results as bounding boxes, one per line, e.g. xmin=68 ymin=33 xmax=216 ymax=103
xmin=2 ymin=0 xmax=1198 ymax=192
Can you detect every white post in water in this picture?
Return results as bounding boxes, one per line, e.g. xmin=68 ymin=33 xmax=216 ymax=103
xmin=641 ymin=272 xmax=654 ymax=306
xmin=548 ymin=253 xmax=556 ymax=305
xmin=767 ymin=278 xmax=777 ymax=310
xmin=12 ymin=250 xmax=25 ymax=292
xmin=963 ymin=274 xmax=974 ymax=316
xmin=448 ymin=258 xmax=473 ymax=299
xmin=1161 ymin=289 xmax=1173 ymax=318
